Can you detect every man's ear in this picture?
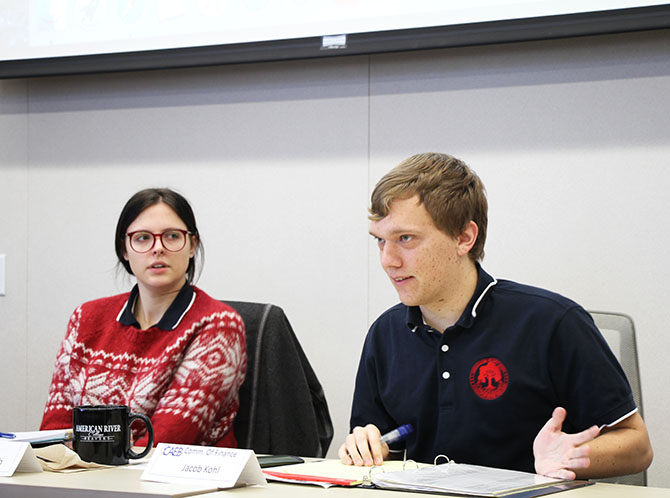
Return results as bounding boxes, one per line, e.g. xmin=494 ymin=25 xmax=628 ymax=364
xmin=456 ymin=221 xmax=478 ymax=256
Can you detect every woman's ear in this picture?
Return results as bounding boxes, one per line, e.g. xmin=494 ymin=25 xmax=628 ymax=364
xmin=189 ymin=235 xmax=198 ymax=258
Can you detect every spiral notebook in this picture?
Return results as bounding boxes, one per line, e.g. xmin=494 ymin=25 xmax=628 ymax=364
xmin=369 ymin=459 xmax=593 ymax=497
xmin=264 ymin=458 xmax=592 ymax=497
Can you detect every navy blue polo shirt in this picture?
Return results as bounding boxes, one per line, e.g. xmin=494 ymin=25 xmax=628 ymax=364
xmin=117 ymin=282 xmax=195 ymax=330
xmin=350 ymin=265 xmax=636 ymax=472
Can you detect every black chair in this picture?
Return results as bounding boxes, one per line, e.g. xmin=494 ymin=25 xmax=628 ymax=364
xmin=224 ymin=300 xmax=333 ymax=458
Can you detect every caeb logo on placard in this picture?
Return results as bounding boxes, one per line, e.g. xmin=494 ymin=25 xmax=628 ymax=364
xmin=162 ymin=445 xmax=184 ymax=457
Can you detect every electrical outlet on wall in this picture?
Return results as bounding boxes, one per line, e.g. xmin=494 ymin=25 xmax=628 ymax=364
xmin=0 ymin=254 xmax=5 ymax=296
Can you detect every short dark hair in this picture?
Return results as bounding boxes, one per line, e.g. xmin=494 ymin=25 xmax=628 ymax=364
xmin=370 ymin=152 xmax=488 ymax=262
xmin=114 ymin=188 xmax=203 ymax=283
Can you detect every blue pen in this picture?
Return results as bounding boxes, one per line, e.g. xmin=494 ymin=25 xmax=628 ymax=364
xmin=381 ymin=424 xmax=414 ymax=446
xmin=0 ymin=432 xmax=16 ymax=439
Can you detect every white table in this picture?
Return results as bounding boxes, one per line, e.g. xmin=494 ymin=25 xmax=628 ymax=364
xmin=2 ymin=465 xmax=670 ymax=498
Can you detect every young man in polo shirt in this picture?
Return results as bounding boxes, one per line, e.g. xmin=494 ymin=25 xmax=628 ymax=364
xmin=339 ymin=152 xmax=652 ymax=479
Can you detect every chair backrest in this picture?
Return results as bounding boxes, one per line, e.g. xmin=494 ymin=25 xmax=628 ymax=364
xmin=224 ymin=300 xmax=334 ymax=458
xmin=588 ymin=311 xmax=646 ymax=486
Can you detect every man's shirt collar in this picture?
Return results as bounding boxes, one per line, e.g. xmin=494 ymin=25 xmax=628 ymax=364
xmin=406 ymin=263 xmax=497 ymax=333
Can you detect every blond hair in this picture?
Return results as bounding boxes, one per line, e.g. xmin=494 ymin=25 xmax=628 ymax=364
xmin=370 ymin=152 xmax=488 ymax=261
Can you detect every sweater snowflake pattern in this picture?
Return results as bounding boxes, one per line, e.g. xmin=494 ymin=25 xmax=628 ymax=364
xmin=40 ymin=286 xmax=246 ymax=447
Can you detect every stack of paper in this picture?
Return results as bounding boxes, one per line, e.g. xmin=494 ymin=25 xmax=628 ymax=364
xmin=371 ymin=462 xmax=591 ymax=497
xmin=263 ymin=459 xmax=428 ymax=488
xmin=9 ymin=429 xmax=72 ymax=445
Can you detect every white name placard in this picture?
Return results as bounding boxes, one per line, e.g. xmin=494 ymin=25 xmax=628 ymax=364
xmin=0 ymin=441 xmax=43 ymax=476
xmin=141 ymin=443 xmax=266 ymax=488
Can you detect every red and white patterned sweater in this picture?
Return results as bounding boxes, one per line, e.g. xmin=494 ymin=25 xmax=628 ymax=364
xmin=40 ymin=286 xmax=246 ymax=447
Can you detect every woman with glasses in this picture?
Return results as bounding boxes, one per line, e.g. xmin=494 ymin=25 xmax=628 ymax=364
xmin=40 ymin=188 xmax=246 ymax=448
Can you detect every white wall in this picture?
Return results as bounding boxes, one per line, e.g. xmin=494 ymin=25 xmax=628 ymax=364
xmin=1 ymin=28 xmax=669 ymax=487
xmin=0 ymin=78 xmax=27 ymax=427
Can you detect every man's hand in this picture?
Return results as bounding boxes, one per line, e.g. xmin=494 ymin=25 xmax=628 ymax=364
xmin=338 ymin=424 xmax=389 ymax=466
xmin=533 ymin=407 xmax=600 ymax=479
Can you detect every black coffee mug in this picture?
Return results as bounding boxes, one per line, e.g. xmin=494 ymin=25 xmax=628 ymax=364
xmin=73 ymin=405 xmax=154 ymax=465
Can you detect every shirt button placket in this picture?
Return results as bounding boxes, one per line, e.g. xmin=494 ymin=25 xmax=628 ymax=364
xmin=437 ymin=339 xmax=453 ymax=409
xmin=441 ymin=343 xmax=450 ymax=380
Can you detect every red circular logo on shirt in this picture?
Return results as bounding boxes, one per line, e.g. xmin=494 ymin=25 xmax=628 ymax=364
xmin=469 ymin=357 xmax=509 ymax=400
